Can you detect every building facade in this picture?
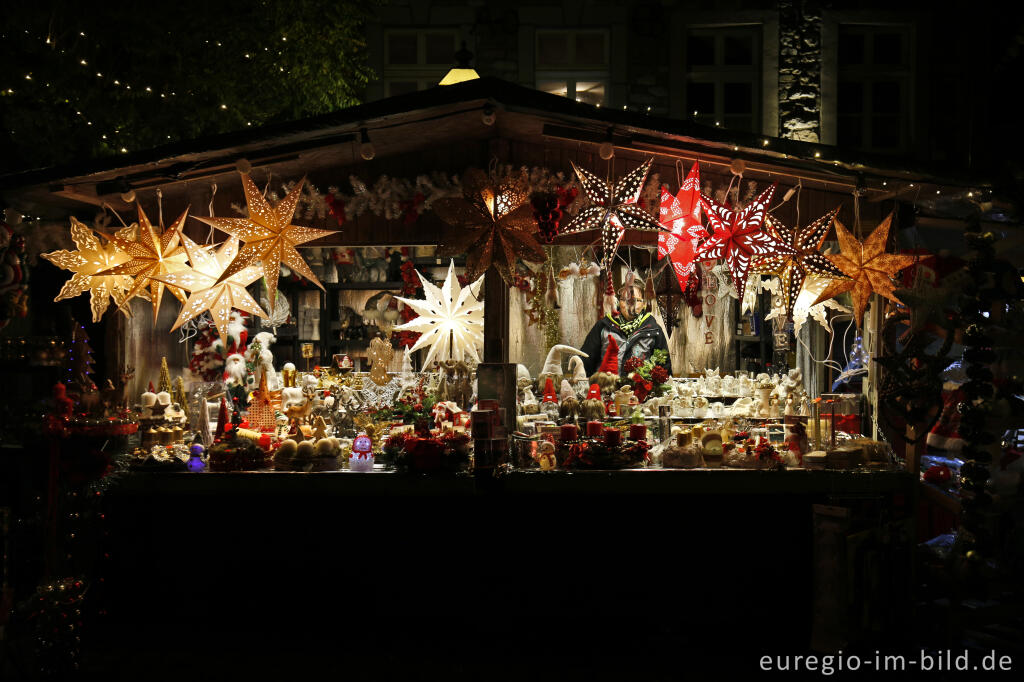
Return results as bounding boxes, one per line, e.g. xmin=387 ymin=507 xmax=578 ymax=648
xmin=364 ymin=0 xmax=1015 ymax=177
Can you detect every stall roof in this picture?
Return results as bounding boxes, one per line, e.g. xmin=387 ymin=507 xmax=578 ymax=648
xmin=0 ymin=77 xmax=998 ymax=219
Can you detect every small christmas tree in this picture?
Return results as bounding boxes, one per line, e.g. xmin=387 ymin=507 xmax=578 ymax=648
xmin=66 ymin=321 xmax=96 ymax=391
xmin=158 ymin=357 xmax=172 ymax=394
xmin=214 ymin=397 xmax=229 ymax=440
xmin=172 ymin=376 xmax=190 ymax=421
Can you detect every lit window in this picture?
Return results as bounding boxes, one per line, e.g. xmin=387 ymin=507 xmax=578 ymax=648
xmin=535 ymin=30 xmax=609 ymax=106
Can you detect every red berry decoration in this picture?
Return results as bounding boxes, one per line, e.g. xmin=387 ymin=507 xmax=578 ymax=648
xmin=624 ymin=357 xmax=643 ymax=373
xmin=651 ymin=365 xmax=669 ymax=385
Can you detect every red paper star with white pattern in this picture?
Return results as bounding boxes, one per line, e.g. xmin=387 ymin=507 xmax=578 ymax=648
xmin=193 ymin=173 xmax=336 ymax=313
xmin=657 ymin=163 xmax=706 ymax=291
xmin=695 ymin=184 xmax=795 ymax=302
xmin=560 ymin=158 xmax=664 ymax=271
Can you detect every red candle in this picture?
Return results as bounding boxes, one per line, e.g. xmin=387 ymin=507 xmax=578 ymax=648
xmin=560 ymin=424 xmax=579 ymax=441
xmin=586 ymin=420 xmax=604 ymax=437
xmin=604 ymin=427 xmax=621 ymax=446
xmin=258 ymin=433 xmax=272 ymax=450
xmin=629 ymin=424 xmax=646 ymax=441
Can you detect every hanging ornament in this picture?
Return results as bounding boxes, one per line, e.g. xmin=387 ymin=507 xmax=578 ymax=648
xmin=893 ymin=268 xmax=969 ymax=334
xmin=560 ymin=158 xmax=664 ymax=271
xmin=394 ymin=259 xmax=485 ymax=369
xmin=531 ymin=192 xmax=560 ymax=243
xmin=811 ymin=212 xmax=918 ymax=328
xmin=434 ymin=169 xmax=546 ymax=284
xmin=152 ymin=231 xmax=267 ymax=337
xmin=41 ymin=218 xmax=143 ymax=323
xmin=95 ymin=205 xmax=191 ymax=324
xmin=752 ymin=207 xmax=848 ymax=321
xmin=194 ymin=173 xmax=337 ymax=313
xmin=764 ymin=275 xmax=851 ymax=336
xmin=696 ymin=184 xmax=796 ymax=304
xmin=657 ymin=163 xmax=706 ymax=290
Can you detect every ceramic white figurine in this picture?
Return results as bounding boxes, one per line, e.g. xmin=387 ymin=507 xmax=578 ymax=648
xmin=721 ymin=375 xmax=737 ymax=396
xmin=520 ymin=387 xmax=539 ymax=414
xmin=768 ymin=397 xmax=781 ymax=419
xmin=693 ymin=396 xmax=710 ymax=419
xmin=140 ymin=390 xmax=158 ymax=419
xmin=733 ymin=396 xmax=754 ymax=418
xmin=738 ymin=374 xmax=752 ymax=397
xmin=282 ymin=386 xmax=306 ymax=411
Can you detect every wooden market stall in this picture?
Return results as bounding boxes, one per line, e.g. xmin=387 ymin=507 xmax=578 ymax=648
xmin=0 ymin=78 xmax=1009 ymax=669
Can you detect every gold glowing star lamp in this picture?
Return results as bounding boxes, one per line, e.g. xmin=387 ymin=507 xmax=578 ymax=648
xmin=150 ymin=232 xmax=267 ymax=338
xmin=41 ymin=218 xmax=145 ymax=323
xmin=438 ymin=42 xmax=480 ymax=85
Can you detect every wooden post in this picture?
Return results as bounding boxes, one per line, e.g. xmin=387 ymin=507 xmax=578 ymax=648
xmin=476 ymin=265 xmax=514 ymax=478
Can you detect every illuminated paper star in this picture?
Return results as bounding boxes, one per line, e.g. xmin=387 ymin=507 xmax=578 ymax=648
xmin=765 ymin=275 xmax=851 ymax=336
xmin=752 ymin=207 xmax=848 ymax=321
xmin=95 ymin=205 xmax=190 ymax=324
xmin=152 ymin=231 xmax=266 ymax=337
xmin=193 ymin=173 xmax=337 ymax=313
xmin=394 ymin=260 xmax=485 ymax=369
xmin=657 ymin=163 xmax=706 ymax=290
xmin=812 ymin=213 xmax=918 ymax=328
xmin=434 ymin=169 xmax=545 ymax=284
xmin=41 ymin=218 xmax=146 ymax=323
xmin=696 ymin=184 xmax=795 ymax=303
xmin=560 ymin=158 xmax=664 ymax=271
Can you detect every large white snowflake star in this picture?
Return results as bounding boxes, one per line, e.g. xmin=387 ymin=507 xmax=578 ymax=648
xmin=394 ymin=259 xmax=485 ymax=369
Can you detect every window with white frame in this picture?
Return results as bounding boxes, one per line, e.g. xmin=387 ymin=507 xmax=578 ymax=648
xmin=382 ymin=30 xmax=459 ymax=96
xmin=535 ymin=30 xmax=609 ymax=106
xmin=684 ymin=26 xmax=762 ymax=133
xmin=836 ymin=24 xmax=911 ymax=153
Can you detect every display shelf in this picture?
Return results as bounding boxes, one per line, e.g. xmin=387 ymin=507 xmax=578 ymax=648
xmin=116 ymin=467 xmax=914 ymax=497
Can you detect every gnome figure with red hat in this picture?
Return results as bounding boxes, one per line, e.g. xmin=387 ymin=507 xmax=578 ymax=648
xmin=540 ymin=377 xmax=560 ymax=421
xmin=581 ymin=275 xmax=671 ymax=382
xmin=580 ymin=382 xmax=606 ymax=422
xmin=589 ymin=335 xmax=622 ymax=395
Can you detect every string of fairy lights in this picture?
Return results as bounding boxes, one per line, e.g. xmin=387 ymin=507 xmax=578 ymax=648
xmin=2 ymin=25 xmax=295 ymax=154
xmin=2 ymin=22 xmax=995 ymax=207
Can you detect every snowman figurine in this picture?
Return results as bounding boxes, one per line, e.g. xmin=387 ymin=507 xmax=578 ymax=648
xmin=350 ymin=432 xmax=374 ymax=472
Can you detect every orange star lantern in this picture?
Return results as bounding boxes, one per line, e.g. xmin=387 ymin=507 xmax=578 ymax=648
xmin=811 ymin=212 xmax=917 ymax=328
xmin=193 ymin=174 xmax=336 ymax=312
xmin=152 ymin=231 xmax=267 ymax=337
xmin=96 ymin=205 xmax=191 ymax=324
xmin=696 ymin=185 xmax=795 ymax=303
